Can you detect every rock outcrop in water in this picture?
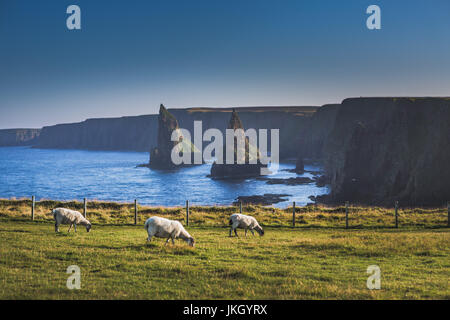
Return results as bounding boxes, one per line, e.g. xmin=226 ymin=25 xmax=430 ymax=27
xmin=234 ymin=194 xmax=291 ymax=205
xmin=149 ymin=104 xmax=197 ymax=169
xmin=320 ymin=97 xmax=450 ymax=206
xmin=0 ymin=129 xmax=40 ymax=146
xmin=210 ymin=109 xmax=266 ymax=179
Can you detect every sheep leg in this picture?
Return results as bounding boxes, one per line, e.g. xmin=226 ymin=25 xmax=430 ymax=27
xmin=245 ymin=229 xmax=248 ymax=237
xmin=55 ymin=223 xmax=59 ymax=233
xmin=74 ymin=223 xmax=77 ymax=233
xmin=165 ymin=237 xmax=171 ymax=246
xmin=68 ymin=224 xmax=72 ymax=233
xmin=171 ymin=237 xmax=175 ymax=245
xmin=147 ymin=236 xmax=152 ymax=242
xmin=234 ymin=229 xmax=238 ymax=237
xmin=250 ymin=229 xmax=255 ymax=236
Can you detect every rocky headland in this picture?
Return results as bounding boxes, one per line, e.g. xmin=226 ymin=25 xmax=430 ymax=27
xmin=297 ymin=97 xmax=450 ymax=206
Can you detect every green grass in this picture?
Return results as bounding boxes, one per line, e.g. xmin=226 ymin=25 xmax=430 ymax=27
xmin=0 ymin=200 xmax=449 ymax=299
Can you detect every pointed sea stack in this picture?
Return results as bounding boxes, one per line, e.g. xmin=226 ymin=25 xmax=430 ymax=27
xmin=149 ymin=104 xmax=193 ymax=169
xmin=210 ymin=109 xmax=267 ymax=178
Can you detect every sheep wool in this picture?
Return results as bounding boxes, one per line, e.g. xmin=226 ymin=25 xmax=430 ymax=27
xmin=53 ymin=208 xmax=92 ymax=233
xmin=144 ymin=216 xmax=195 ymax=247
xmin=229 ymin=213 xmax=264 ymax=237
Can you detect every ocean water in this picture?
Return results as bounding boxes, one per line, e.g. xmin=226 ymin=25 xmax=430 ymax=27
xmin=0 ymin=147 xmax=329 ymax=208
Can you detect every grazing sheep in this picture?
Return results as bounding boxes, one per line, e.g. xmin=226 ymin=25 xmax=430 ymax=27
xmin=53 ymin=208 xmax=92 ymax=233
xmin=229 ymin=213 xmax=264 ymax=237
xmin=144 ymin=216 xmax=195 ymax=247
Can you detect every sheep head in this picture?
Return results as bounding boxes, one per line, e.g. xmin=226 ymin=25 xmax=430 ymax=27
xmin=187 ymin=237 xmax=195 ymax=247
xmin=256 ymin=226 xmax=264 ymax=236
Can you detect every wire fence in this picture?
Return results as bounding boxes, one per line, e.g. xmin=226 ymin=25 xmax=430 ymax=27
xmin=1 ymin=197 xmax=448 ymax=229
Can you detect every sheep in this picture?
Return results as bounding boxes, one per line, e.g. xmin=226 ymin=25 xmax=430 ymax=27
xmin=52 ymin=208 xmax=92 ymax=233
xmin=229 ymin=213 xmax=264 ymax=237
xmin=144 ymin=216 xmax=195 ymax=247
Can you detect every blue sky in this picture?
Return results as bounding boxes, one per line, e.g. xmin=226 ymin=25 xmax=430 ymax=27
xmin=0 ymin=0 xmax=449 ymax=128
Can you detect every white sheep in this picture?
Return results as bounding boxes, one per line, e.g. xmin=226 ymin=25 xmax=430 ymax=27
xmin=229 ymin=213 xmax=264 ymax=237
xmin=144 ymin=216 xmax=195 ymax=247
xmin=52 ymin=208 xmax=92 ymax=233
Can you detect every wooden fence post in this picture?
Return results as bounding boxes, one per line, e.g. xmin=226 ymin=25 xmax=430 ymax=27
xmin=134 ymin=199 xmax=138 ymax=225
xmin=239 ymin=201 xmax=242 ymax=214
xmin=447 ymin=201 xmax=449 ymax=227
xmin=395 ymin=201 xmax=399 ymax=228
xmin=186 ymin=200 xmax=189 ymax=226
xmin=83 ymin=198 xmax=87 ymax=218
xmin=345 ymin=201 xmax=349 ymax=229
xmin=31 ymin=196 xmax=35 ymax=221
xmin=292 ymin=202 xmax=296 ymax=227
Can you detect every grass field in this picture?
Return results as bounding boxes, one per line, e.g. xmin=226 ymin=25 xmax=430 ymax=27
xmin=0 ymin=199 xmax=449 ymax=299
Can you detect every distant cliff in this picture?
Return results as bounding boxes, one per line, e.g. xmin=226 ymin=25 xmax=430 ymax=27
xmin=36 ymin=115 xmax=158 ymax=152
xmin=0 ymin=129 xmax=41 ymax=146
xmin=321 ymin=97 xmax=450 ymax=206
xmin=34 ymin=106 xmax=317 ymax=158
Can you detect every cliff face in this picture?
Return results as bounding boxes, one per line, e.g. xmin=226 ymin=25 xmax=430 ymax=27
xmin=33 ymin=106 xmax=317 ymax=158
xmin=322 ymin=97 xmax=450 ymax=206
xmin=36 ymin=115 xmax=158 ymax=151
xmin=296 ymin=104 xmax=339 ymax=160
xmin=210 ymin=109 xmax=265 ymax=178
xmin=0 ymin=129 xmax=41 ymax=146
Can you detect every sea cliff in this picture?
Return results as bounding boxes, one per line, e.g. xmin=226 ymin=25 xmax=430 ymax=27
xmin=320 ymin=97 xmax=450 ymax=206
xmin=0 ymin=129 xmax=41 ymax=146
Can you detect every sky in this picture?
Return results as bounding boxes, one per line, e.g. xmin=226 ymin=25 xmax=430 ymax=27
xmin=0 ymin=0 xmax=449 ymax=128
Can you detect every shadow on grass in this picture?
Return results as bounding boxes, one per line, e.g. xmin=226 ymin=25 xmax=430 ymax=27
xmin=0 ymin=229 xmax=32 ymax=233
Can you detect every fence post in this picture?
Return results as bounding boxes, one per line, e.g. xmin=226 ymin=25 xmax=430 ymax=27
xmin=83 ymin=198 xmax=87 ymax=218
xmin=447 ymin=202 xmax=449 ymax=227
xmin=186 ymin=200 xmax=189 ymax=226
xmin=395 ymin=201 xmax=399 ymax=228
xmin=239 ymin=201 xmax=242 ymax=214
xmin=134 ymin=199 xmax=138 ymax=225
xmin=31 ymin=196 xmax=35 ymax=221
xmin=292 ymin=201 xmax=296 ymax=227
xmin=345 ymin=201 xmax=349 ymax=229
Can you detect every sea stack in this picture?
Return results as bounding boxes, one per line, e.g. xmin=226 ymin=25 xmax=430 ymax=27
xmin=149 ymin=104 xmax=195 ymax=169
xmin=210 ymin=109 xmax=266 ymax=178
xmin=295 ymin=157 xmax=304 ymax=174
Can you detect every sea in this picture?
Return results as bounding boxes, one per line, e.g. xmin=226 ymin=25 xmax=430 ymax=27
xmin=0 ymin=147 xmax=329 ymax=208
